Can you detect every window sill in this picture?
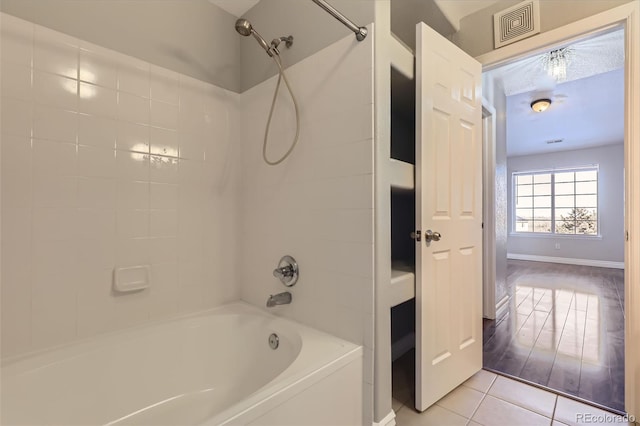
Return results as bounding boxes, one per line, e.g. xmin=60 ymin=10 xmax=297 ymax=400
xmin=509 ymin=232 xmax=603 ymax=240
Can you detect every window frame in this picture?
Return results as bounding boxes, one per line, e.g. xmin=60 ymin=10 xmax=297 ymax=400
xmin=511 ymin=166 xmax=600 ymax=238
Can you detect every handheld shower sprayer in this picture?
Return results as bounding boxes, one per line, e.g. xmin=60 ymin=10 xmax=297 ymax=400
xmin=235 ymin=19 xmax=292 ymax=57
xmin=234 ymin=19 xmax=299 ymax=166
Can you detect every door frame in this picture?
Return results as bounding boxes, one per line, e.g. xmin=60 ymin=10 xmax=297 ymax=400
xmin=476 ymin=1 xmax=640 ymax=417
xmin=482 ymin=98 xmax=497 ymax=320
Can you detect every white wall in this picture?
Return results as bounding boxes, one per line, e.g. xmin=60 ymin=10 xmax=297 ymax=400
xmin=0 ymin=13 xmax=241 ymax=358
xmin=0 ymin=0 xmax=241 ymax=92
xmin=507 ymin=145 xmax=624 ymax=263
xmin=239 ymin=32 xmax=375 ymax=423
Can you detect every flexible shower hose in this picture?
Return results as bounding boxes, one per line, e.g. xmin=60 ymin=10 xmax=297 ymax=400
xmin=262 ymin=54 xmax=300 ymax=166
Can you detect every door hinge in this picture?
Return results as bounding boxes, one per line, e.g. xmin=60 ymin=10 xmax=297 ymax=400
xmin=626 ymin=231 xmax=629 ymax=241
xmin=411 ymin=230 xmax=421 ymax=242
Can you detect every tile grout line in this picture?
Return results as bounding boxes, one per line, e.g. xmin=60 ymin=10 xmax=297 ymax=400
xmin=550 ymin=394 xmax=559 ymax=423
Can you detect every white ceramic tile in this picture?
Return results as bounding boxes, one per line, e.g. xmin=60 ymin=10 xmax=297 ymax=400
xmin=116 ymin=150 xmax=149 ymax=181
xmin=150 ymin=100 xmax=179 ymax=130
xmin=77 ymin=177 xmax=117 ymax=209
xmin=488 ymin=376 xmax=557 ymax=418
xmin=76 ymin=238 xmax=116 ymax=269
xmin=1 ymin=62 xmax=32 ymax=100
xmin=150 ymin=66 xmax=180 ymax=105
xmin=395 ymin=405 xmax=468 ymax=426
xmin=117 ymin=209 xmax=149 ymax=239
xmin=435 ymin=385 xmax=485 ymax=418
xmin=118 ymin=61 xmax=150 ymax=98
xmin=463 ymin=370 xmax=498 ymax=393
xmin=150 ymin=155 xmax=179 ymax=184
xmin=33 ymin=26 xmax=78 ymax=79
xmin=1 ymin=97 xmax=33 ymax=137
xmin=78 ymin=114 xmax=117 ymax=149
xmin=116 ymin=237 xmax=150 ymax=266
xmin=32 ymin=207 xmax=77 ymax=241
xmin=148 ymin=237 xmax=178 ymax=264
xmin=33 ymin=70 xmax=78 ymax=110
xmin=33 ymin=105 xmax=78 ymax=142
xmin=116 ymin=121 xmax=150 ymax=153
xmin=0 ymin=14 xmax=33 ymax=66
xmin=472 ymin=395 xmax=551 ymax=426
xmin=117 ymin=180 xmax=149 ymax=210
xmin=79 ymin=48 xmax=118 ymax=89
xmin=1 ymin=134 xmax=32 ymax=208
xmin=32 ymin=139 xmax=76 ymax=177
xmin=150 ymin=126 xmax=179 ymax=157
xmin=553 ymin=397 xmax=632 ymax=426
xmin=150 ymin=210 xmax=178 ymax=237
xmin=179 ymin=133 xmax=206 ymax=160
xmin=150 ymin=183 xmax=178 ymax=210
xmin=33 ymin=175 xmax=77 ymax=208
xmin=79 ymin=83 xmax=117 ymax=118
xmin=118 ymin=92 xmax=149 ymax=125
xmin=77 ymin=145 xmax=117 ymax=178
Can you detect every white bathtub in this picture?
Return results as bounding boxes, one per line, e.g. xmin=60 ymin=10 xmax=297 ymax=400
xmin=1 ymin=302 xmax=363 ymax=426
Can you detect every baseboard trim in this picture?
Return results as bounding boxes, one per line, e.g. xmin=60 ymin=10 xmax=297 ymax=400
xmin=507 ymin=253 xmax=624 ymax=269
xmin=373 ymin=410 xmax=396 ymax=426
xmin=495 ymin=294 xmax=510 ymax=318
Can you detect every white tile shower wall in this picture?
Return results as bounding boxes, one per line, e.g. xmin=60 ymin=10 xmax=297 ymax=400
xmin=238 ymin=28 xmax=375 ymax=409
xmin=0 ymin=13 xmax=241 ymax=358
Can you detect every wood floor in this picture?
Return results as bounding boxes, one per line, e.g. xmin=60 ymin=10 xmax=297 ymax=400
xmin=483 ymin=260 xmax=625 ymax=412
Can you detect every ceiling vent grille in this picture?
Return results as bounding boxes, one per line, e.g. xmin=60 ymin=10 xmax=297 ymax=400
xmin=494 ymin=0 xmax=540 ymax=49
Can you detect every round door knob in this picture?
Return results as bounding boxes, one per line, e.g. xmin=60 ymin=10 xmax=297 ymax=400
xmin=424 ymin=230 xmax=441 ymax=243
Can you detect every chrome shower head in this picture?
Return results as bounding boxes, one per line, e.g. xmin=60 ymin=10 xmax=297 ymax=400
xmin=235 ymin=18 xmax=252 ymax=36
xmin=235 ymin=18 xmax=273 ymax=56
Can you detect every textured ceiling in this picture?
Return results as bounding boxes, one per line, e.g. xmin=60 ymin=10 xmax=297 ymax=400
xmin=489 ymin=28 xmax=624 ymax=97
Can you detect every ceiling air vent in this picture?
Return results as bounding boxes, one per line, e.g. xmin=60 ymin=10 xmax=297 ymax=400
xmin=494 ymin=0 xmax=540 ymax=49
xmin=546 ymin=139 xmax=564 ymax=145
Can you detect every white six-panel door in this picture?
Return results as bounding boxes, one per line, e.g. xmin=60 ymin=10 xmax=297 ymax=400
xmin=415 ymin=22 xmax=483 ymax=412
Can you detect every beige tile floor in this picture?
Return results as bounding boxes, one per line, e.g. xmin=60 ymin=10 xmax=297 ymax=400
xmin=393 ymin=370 xmax=636 ymax=426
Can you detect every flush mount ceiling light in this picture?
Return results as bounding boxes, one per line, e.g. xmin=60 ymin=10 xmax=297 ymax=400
xmin=531 ymin=98 xmax=552 ymax=112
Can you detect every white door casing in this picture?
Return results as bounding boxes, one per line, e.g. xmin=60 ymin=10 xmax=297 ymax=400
xmin=415 ymin=22 xmax=483 ymax=411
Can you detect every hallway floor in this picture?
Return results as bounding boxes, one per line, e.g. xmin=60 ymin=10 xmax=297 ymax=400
xmin=483 ymin=260 xmax=625 ymax=412
xmin=392 ymin=364 xmax=633 ymax=425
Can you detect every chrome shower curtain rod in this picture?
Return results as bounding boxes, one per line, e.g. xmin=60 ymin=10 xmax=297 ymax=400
xmin=311 ymin=0 xmax=368 ymax=41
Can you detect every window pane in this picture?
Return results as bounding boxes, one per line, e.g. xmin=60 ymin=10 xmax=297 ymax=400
xmin=576 ymin=181 xmax=597 ymax=194
xmin=555 ymin=195 xmax=575 ymax=208
xmin=577 ymin=221 xmax=598 ymax=235
xmin=555 ymin=172 xmax=575 ymax=183
xmin=515 ymin=220 xmax=531 ymax=232
xmin=534 ymin=183 xmax=551 ymax=196
xmin=576 ymin=170 xmax=597 ymax=181
xmin=516 ymin=208 xmax=533 ymax=220
xmin=534 ymin=208 xmax=551 ymax=220
xmin=516 ymin=175 xmax=533 ymax=185
xmin=517 ymin=184 xmax=533 ymax=196
xmin=534 ymin=196 xmax=551 ymax=208
xmin=534 ymin=174 xmax=551 ymax=184
xmin=576 ymin=194 xmax=597 ymax=208
xmin=517 ymin=196 xmax=533 ymax=208
xmin=533 ymin=221 xmax=552 ymax=233
xmin=555 ymin=182 xmax=574 ymax=195
xmin=555 ymin=208 xmax=575 ymax=219
xmin=556 ymin=220 xmax=576 ymax=234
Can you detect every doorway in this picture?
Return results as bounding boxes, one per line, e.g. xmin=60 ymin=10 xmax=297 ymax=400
xmin=479 ymin=5 xmax=638 ymax=416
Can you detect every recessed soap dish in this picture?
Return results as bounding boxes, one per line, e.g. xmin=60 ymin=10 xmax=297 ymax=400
xmin=113 ymin=265 xmax=150 ymax=293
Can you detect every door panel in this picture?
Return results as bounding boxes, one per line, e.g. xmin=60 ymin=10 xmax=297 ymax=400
xmin=415 ymin=22 xmax=483 ymax=412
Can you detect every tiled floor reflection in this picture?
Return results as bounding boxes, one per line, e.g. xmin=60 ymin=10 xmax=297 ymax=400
xmin=483 ymin=260 xmax=625 ymax=412
xmin=392 ymin=362 xmax=632 ymax=425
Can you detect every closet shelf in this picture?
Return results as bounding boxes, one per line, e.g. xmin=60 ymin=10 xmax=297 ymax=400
xmin=390 ymin=267 xmax=415 ymax=307
xmin=389 ymin=158 xmax=414 ymax=190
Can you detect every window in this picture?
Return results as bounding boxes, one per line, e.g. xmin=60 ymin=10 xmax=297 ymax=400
xmin=513 ymin=167 xmax=598 ymax=236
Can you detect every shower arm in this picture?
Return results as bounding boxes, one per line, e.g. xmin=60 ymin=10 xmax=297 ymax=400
xmin=310 ymin=0 xmax=367 ymax=41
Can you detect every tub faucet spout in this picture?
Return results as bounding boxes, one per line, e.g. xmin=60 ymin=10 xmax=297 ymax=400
xmin=266 ymin=291 xmax=292 ymax=307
